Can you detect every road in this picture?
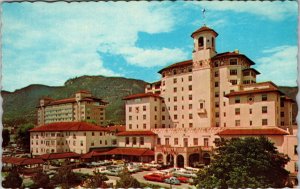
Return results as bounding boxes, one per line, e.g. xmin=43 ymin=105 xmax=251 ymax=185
xmin=73 ymin=168 xmax=196 ymax=189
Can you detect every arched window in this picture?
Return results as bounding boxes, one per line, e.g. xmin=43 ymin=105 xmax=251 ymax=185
xmin=198 ymin=37 xmax=204 ymax=48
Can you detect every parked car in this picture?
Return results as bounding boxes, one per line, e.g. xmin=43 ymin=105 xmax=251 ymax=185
xmin=105 ymin=169 xmax=121 ymax=176
xmin=145 ymin=162 xmax=162 ymax=169
xmin=185 ymin=166 xmax=200 ymax=173
xmin=160 ymin=168 xmax=176 ymax=175
xmin=97 ymin=166 xmax=109 ymax=174
xmin=164 ymin=177 xmax=181 ymax=185
xmin=173 ymin=171 xmax=197 ymax=178
xmin=143 ymin=173 xmax=169 ymax=182
xmin=176 ymin=176 xmax=190 ymax=183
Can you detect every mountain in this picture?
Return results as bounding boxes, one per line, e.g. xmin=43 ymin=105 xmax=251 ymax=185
xmin=1 ymin=75 xmax=298 ymax=127
xmin=2 ymin=75 xmax=148 ymax=126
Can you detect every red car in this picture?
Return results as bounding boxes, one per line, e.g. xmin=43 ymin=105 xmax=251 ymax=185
xmin=143 ymin=173 xmax=169 ymax=182
xmin=176 ymin=176 xmax=189 ymax=183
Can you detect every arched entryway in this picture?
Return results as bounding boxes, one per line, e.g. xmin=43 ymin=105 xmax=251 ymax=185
xmin=156 ymin=153 xmax=163 ymax=164
xmin=176 ymin=155 xmax=184 ymax=168
xmin=166 ymin=154 xmax=174 ymax=167
xmin=189 ymin=153 xmax=200 ymax=167
xmin=203 ymin=153 xmax=211 ymax=165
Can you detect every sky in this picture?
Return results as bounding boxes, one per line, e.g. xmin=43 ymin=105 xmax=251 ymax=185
xmin=2 ymin=1 xmax=298 ymax=92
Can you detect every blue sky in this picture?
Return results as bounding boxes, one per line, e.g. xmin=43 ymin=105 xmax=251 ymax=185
xmin=2 ymin=1 xmax=298 ymax=92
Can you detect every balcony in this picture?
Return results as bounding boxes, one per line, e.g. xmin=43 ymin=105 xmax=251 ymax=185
xmin=197 ymin=108 xmax=206 ymax=114
xmin=200 ymin=146 xmax=213 ymax=152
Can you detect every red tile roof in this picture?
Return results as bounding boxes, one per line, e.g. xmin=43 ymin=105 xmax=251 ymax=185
xmin=30 ymin=122 xmax=108 ymax=132
xmin=37 ymin=152 xmax=81 ymax=160
xmin=81 ymin=151 xmax=106 ymax=159
xmin=212 ymin=52 xmax=255 ymax=65
xmin=242 ymin=68 xmax=260 ymax=75
xmin=116 ymin=130 xmax=156 ymax=136
xmin=106 ymin=125 xmax=126 ymax=132
xmin=49 ymin=98 xmax=76 ymax=105
xmin=225 ymin=88 xmax=284 ymax=97
xmin=158 ymin=59 xmax=192 ymax=74
xmin=191 ymin=25 xmax=218 ymax=38
xmin=123 ymin=93 xmax=162 ymax=100
xmin=2 ymin=157 xmax=44 ymax=165
xmin=105 ymin=148 xmax=154 ymax=156
xmin=216 ymin=127 xmax=289 ymax=136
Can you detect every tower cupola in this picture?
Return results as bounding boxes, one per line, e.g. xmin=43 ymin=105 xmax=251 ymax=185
xmin=191 ymin=25 xmax=218 ymax=68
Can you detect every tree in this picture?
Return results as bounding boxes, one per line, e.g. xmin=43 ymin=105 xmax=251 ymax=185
xmin=32 ymin=170 xmax=52 ymax=189
xmin=194 ymin=137 xmax=290 ymax=189
xmin=50 ymin=165 xmax=81 ymax=189
xmin=85 ymin=170 xmax=109 ymax=188
xmin=15 ymin=123 xmax=34 ymax=152
xmin=2 ymin=129 xmax=10 ymax=147
xmin=2 ymin=167 xmax=23 ymax=188
xmin=116 ymin=167 xmax=141 ymax=189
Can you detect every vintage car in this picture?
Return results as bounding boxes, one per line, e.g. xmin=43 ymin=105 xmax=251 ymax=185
xmin=164 ymin=177 xmax=181 ymax=185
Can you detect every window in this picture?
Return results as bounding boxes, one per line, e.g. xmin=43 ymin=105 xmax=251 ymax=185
xmin=92 ymin=132 xmax=94 ymax=136
xmin=173 ymin=70 xmax=177 ymax=75
xmin=235 ymin=120 xmax=240 ymax=126
xmin=143 ymin=115 xmax=146 ymax=120
xmin=230 ymin=80 xmax=237 ymax=85
xmin=198 ymin=36 xmax=204 ymax=47
xmin=162 ymin=115 xmax=165 ymax=120
xmin=294 ymin=145 xmax=297 ymax=155
xmin=280 ymin=100 xmax=284 ymax=107
xmin=173 ymin=78 xmax=177 ymax=83
xmin=189 ymin=104 xmax=193 ymax=109
xmin=281 ymin=112 xmax=285 ymax=117
xmin=132 ymin=137 xmax=137 ymax=145
xmin=165 ymin=138 xmax=170 ymax=145
xmin=224 ymin=112 xmax=226 ymax=117
xmin=143 ymin=106 xmax=146 ymax=111
xmin=262 ymin=94 xmax=268 ymax=101
xmin=154 ymin=106 xmax=157 ymax=111
xmin=230 ymin=69 xmax=237 ymax=75
xmin=250 ymin=121 xmax=252 ymax=126
xmin=188 ymin=75 xmax=192 ymax=81
xmin=249 ymin=108 xmax=252 ymax=114
xmin=143 ymin=123 xmax=146 ymax=129
xmin=235 ymin=108 xmax=240 ymax=115
xmin=155 ymin=115 xmax=157 ymax=120
xmin=173 ymin=87 xmax=177 ymax=92
xmin=262 ymin=106 xmax=268 ymax=113
xmin=215 ymin=92 xmax=219 ymax=98
xmin=126 ymin=137 xmax=129 ymax=145
xmin=193 ymin=138 xmax=198 ymax=145
xmin=189 ymin=123 xmax=193 ymax=128
xmin=174 ymin=114 xmax=178 ymax=120
xmin=105 ymin=140 xmax=107 ymax=145
xmin=174 ymin=96 xmax=177 ymax=102
xmin=235 ymin=96 xmax=240 ymax=103
xmin=140 ymin=137 xmax=144 ymax=145
xmin=215 ymin=82 xmax=219 ymax=87
xmin=215 ymin=71 xmax=219 ymax=77
xmin=189 ymin=95 xmax=192 ymax=100
xmin=174 ymin=138 xmax=178 ymax=145
xmin=215 ymin=102 xmax=219 ymax=108
xmin=204 ymin=138 xmax=209 ymax=147
xmin=189 ymin=114 xmax=193 ymax=119
xmin=189 ymin=85 xmax=192 ymax=91
xmin=162 ymin=107 xmax=165 ymax=112
xmin=129 ymin=124 xmax=132 ymax=129
xmin=157 ymin=138 xmax=161 ymax=145
xmin=91 ymin=141 xmax=94 ymax=146
xmin=215 ymin=112 xmax=219 ymax=117
xmin=262 ymin=119 xmax=268 ymax=126
xmin=230 ymin=58 xmax=238 ymax=65
xmin=129 ymin=116 xmax=132 ymax=120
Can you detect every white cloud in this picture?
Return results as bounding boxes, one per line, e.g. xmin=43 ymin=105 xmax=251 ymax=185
xmin=255 ymin=45 xmax=297 ymax=86
xmin=188 ymin=1 xmax=297 ymax=21
xmin=2 ymin=2 xmax=187 ymax=91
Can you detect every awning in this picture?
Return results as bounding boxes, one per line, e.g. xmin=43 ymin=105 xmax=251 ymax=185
xmin=37 ymin=152 xmax=81 ymax=160
xmin=2 ymin=157 xmax=44 ymax=165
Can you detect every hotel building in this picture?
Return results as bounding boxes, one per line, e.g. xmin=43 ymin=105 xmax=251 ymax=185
xmin=37 ymin=90 xmax=107 ymax=126
xmin=30 ymin=122 xmax=118 ymax=155
xmin=122 ymin=24 xmax=297 ymax=174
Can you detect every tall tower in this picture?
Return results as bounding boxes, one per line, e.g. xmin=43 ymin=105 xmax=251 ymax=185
xmin=191 ymin=25 xmax=218 ymax=128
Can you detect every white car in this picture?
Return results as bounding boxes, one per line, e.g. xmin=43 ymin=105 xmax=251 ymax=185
xmin=97 ymin=166 xmax=109 ymax=173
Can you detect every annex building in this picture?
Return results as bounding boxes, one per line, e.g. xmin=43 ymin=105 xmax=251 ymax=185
xmin=37 ymin=90 xmax=107 ymax=126
xmin=121 ymin=25 xmax=297 ymax=175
